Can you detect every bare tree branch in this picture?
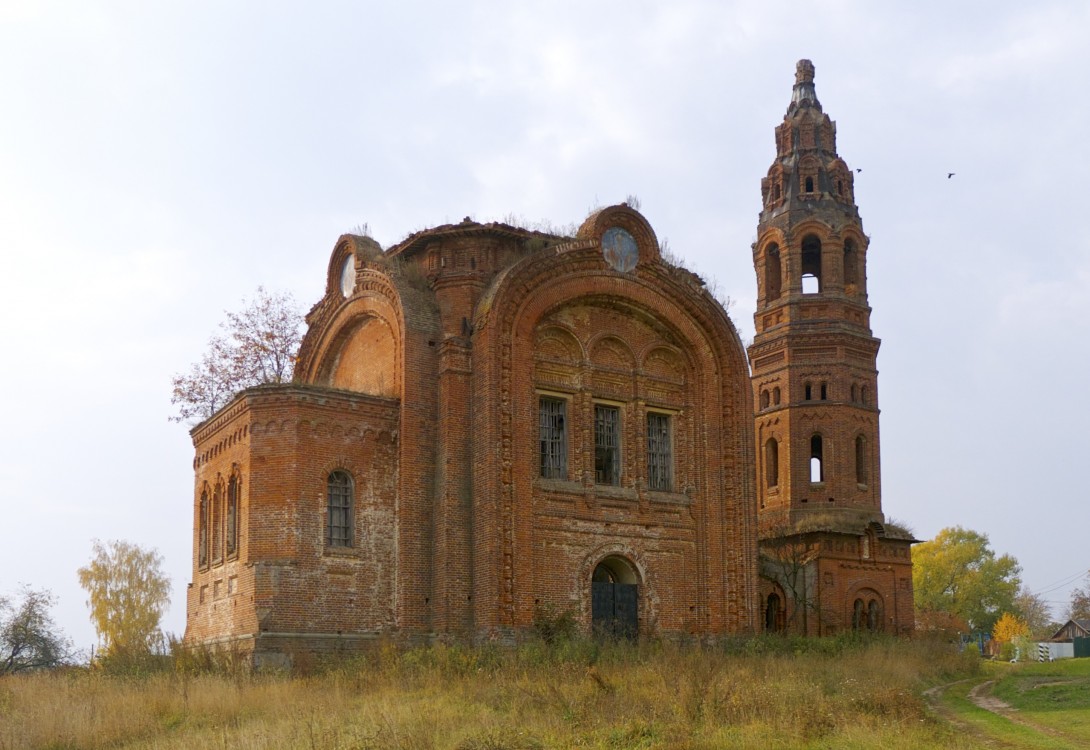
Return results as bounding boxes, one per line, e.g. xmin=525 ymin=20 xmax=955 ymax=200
xmin=170 ymin=287 xmax=303 ymax=423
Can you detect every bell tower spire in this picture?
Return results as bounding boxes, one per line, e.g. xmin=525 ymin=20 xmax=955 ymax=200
xmin=750 ymin=61 xmax=915 ymax=636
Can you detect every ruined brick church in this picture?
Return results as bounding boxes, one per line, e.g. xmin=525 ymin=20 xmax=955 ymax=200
xmin=184 ymin=61 xmax=915 ymax=663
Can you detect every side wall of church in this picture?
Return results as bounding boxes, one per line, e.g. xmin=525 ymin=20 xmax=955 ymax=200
xmin=185 ymin=386 xmax=400 ymax=650
xmin=757 ymin=532 xmax=914 ymax=637
xmin=186 ymin=398 xmax=257 ymax=646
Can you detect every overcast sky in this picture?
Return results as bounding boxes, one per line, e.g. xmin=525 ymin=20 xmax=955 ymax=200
xmin=1 ymin=0 xmax=1087 ymax=652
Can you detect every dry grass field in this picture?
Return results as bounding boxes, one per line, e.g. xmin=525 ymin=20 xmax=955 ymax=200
xmin=0 ymin=636 xmax=990 ymax=750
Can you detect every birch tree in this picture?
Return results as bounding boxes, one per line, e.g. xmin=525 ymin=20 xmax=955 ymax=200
xmin=77 ymin=540 xmax=171 ymax=659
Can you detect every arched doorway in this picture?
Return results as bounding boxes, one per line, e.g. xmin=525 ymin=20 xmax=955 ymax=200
xmin=765 ymin=592 xmax=785 ymax=632
xmin=591 ymin=556 xmax=638 ymax=639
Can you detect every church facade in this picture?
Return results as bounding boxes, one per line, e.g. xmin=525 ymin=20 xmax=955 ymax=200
xmin=183 ymin=61 xmax=913 ymax=662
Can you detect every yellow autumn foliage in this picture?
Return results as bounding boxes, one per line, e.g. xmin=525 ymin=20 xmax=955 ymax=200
xmin=991 ymin=612 xmax=1030 ymax=644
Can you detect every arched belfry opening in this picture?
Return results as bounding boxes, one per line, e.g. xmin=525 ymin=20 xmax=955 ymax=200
xmin=591 ymin=556 xmax=639 ymax=639
xmin=801 ymin=235 xmax=822 ymax=293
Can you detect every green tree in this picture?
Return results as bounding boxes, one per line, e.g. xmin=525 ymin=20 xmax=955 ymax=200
xmin=77 ymin=540 xmax=171 ymax=660
xmin=1 ymin=586 xmax=73 ymax=674
xmin=170 ymin=287 xmax=302 ymax=423
xmin=912 ymin=526 xmax=1021 ymax=635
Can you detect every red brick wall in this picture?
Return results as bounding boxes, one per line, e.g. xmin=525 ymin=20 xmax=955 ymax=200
xmin=185 ymin=387 xmax=399 ymax=647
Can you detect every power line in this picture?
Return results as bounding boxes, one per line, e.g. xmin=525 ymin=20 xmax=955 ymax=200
xmin=1032 ymin=568 xmax=1087 ymax=596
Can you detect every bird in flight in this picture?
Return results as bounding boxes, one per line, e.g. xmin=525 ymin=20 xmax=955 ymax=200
xmin=855 ymin=168 xmax=862 ymax=173
xmin=947 ymin=172 xmax=956 ymax=179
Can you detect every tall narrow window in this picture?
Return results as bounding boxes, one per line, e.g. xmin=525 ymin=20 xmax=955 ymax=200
xmin=855 ymin=436 xmax=868 ymax=485
xmin=646 ymin=412 xmax=673 ymax=491
xmin=326 ymin=470 xmax=353 ymax=548
xmin=765 ymin=593 xmax=782 ymax=632
xmin=861 ymin=385 xmax=870 ymax=406
xmin=853 ymin=599 xmax=865 ymax=630
xmin=867 ymin=600 xmax=881 ymax=631
xmin=810 ymin=434 xmax=824 ymax=483
xmin=539 ymin=397 xmax=568 ymax=479
xmin=226 ymin=474 xmax=239 ymax=557
xmin=211 ymin=482 xmax=223 ymax=564
xmin=805 ymin=176 xmax=814 ymax=192
xmin=851 ymin=383 xmax=858 ymax=403
xmin=773 ymin=386 xmax=781 ymax=405
xmin=760 ymin=390 xmax=770 ymax=409
xmin=765 ymin=438 xmax=779 ymax=488
xmin=594 ymin=404 xmax=620 ymax=486
xmin=801 ymin=235 xmax=822 ymax=293
xmin=844 ymin=240 xmax=858 ymax=289
xmin=820 ymin=382 xmax=828 ymax=400
xmin=804 ymin=382 xmax=813 ymax=401
xmin=764 ymin=244 xmax=781 ymax=300
xmin=198 ymin=488 xmax=209 ymax=568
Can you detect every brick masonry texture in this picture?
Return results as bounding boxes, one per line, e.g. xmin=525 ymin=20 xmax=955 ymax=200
xmin=184 ymin=60 xmax=913 ymax=660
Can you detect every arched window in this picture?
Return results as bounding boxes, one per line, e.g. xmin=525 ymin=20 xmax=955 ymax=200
xmin=820 ymin=382 xmax=828 ymax=400
xmin=773 ymin=386 xmax=781 ymax=405
xmin=198 ymin=488 xmax=209 ymax=568
xmin=868 ymin=600 xmax=881 ymax=631
xmin=760 ymin=390 xmax=770 ymax=409
xmin=853 ymin=598 xmax=865 ymax=630
xmin=764 ymin=244 xmax=782 ymax=300
xmin=861 ymin=385 xmax=870 ymax=406
xmin=211 ymin=482 xmax=224 ymax=564
xmin=804 ymin=382 xmax=813 ymax=401
xmin=805 ymin=176 xmax=814 ymax=193
xmin=810 ymin=434 xmax=824 ymax=483
xmin=226 ymin=473 xmax=239 ymax=557
xmin=801 ymin=235 xmax=822 ymax=293
xmin=851 ymin=383 xmax=858 ymax=403
xmin=855 ymin=436 xmax=868 ymax=485
xmin=766 ymin=438 xmax=779 ymax=488
xmin=327 ymin=471 xmax=354 ymax=548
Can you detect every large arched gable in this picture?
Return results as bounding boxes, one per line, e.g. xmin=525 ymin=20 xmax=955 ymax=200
xmin=470 ymin=237 xmax=757 ymax=633
xmin=298 ymin=282 xmax=404 ymax=399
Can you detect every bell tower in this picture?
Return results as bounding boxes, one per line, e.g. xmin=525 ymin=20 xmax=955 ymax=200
xmin=749 ymin=60 xmax=915 ymax=635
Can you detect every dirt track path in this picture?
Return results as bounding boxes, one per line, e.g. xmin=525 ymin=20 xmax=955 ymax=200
xmin=925 ymin=678 xmax=1071 ymax=747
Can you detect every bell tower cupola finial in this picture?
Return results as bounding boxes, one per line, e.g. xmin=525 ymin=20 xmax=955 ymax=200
xmin=789 ymin=59 xmax=820 ymax=113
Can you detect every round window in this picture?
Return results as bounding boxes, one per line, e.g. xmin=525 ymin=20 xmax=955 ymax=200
xmin=601 ymin=227 xmax=638 ymax=273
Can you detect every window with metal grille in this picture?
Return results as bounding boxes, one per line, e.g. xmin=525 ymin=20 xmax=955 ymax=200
xmin=226 ymin=474 xmax=239 ymax=557
xmin=594 ymin=404 xmax=620 ymax=485
xmin=326 ymin=471 xmax=353 ymax=548
xmin=539 ymin=397 xmax=567 ymax=479
xmin=646 ymin=412 xmax=673 ymax=491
